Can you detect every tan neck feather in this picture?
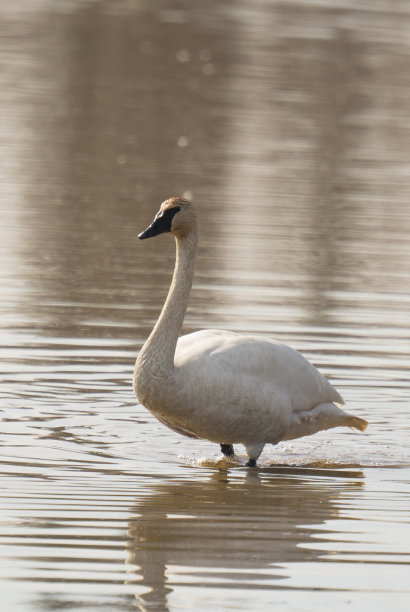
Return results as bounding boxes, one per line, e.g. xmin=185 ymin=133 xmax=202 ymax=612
xmin=137 ymin=230 xmax=198 ymax=375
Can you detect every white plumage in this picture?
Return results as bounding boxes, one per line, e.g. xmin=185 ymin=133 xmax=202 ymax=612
xmin=134 ymin=197 xmax=367 ymax=466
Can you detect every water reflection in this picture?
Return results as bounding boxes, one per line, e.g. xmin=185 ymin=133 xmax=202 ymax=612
xmin=126 ymin=469 xmax=364 ymax=610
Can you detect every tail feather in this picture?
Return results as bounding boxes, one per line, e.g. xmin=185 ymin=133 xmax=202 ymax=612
xmin=283 ymin=404 xmax=368 ymax=442
xmin=348 ymin=416 xmax=368 ymax=432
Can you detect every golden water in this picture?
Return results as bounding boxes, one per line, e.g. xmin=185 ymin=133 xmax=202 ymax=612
xmin=1 ymin=1 xmax=410 ymax=610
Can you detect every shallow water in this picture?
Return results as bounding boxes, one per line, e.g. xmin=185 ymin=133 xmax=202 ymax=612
xmin=1 ymin=0 xmax=410 ymax=610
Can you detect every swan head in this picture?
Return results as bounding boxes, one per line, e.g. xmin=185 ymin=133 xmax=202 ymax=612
xmin=138 ymin=197 xmax=196 ymax=240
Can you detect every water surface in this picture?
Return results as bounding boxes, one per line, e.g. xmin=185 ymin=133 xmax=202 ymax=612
xmin=1 ymin=1 xmax=410 ymax=610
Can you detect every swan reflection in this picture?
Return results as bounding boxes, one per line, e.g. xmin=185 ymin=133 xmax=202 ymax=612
xmin=125 ymin=467 xmax=364 ymax=611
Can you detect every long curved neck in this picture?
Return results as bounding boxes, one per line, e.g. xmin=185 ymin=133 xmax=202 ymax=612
xmin=138 ymin=230 xmax=198 ymax=374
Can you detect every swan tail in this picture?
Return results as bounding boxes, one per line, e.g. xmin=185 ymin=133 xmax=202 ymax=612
xmin=347 ymin=416 xmax=368 ymax=432
xmin=283 ymin=403 xmax=368 ymax=441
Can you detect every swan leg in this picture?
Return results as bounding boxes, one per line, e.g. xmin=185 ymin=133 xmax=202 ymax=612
xmin=245 ymin=443 xmax=265 ymax=467
xmin=220 ymin=443 xmax=234 ymax=457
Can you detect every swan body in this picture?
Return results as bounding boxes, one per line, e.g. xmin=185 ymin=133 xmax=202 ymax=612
xmin=134 ymin=197 xmax=367 ymax=466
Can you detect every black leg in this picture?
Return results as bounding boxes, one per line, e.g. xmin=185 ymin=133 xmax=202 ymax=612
xmin=220 ymin=443 xmax=234 ymax=457
xmin=245 ymin=458 xmax=257 ymax=467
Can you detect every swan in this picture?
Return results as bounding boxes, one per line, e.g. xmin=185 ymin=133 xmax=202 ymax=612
xmin=134 ymin=197 xmax=368 ymax=466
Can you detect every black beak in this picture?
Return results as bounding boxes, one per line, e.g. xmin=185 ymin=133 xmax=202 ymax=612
xmin=138 ymin=221 xmax=163 ymax=240
xmin=138 ymin=205 xmax=181 ymax=240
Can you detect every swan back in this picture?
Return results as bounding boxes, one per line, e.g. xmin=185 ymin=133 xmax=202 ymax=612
xmin=175 ymin=329 xmax=343 ymax=413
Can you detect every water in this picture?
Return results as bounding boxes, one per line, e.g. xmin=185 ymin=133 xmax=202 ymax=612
xmin=1 ymin=0 xmax=410 ymax=610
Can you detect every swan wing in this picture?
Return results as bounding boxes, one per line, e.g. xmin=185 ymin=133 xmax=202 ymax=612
xmin=175 ymin=329 xmax=343 ymax=412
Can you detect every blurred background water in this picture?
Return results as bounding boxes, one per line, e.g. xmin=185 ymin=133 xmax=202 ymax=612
xmin=1 ymin=0 xmax=410 ymax=610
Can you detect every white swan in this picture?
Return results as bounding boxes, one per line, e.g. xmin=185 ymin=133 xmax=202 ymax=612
xmin=134 ymin=197 xmax=368 ymax=466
